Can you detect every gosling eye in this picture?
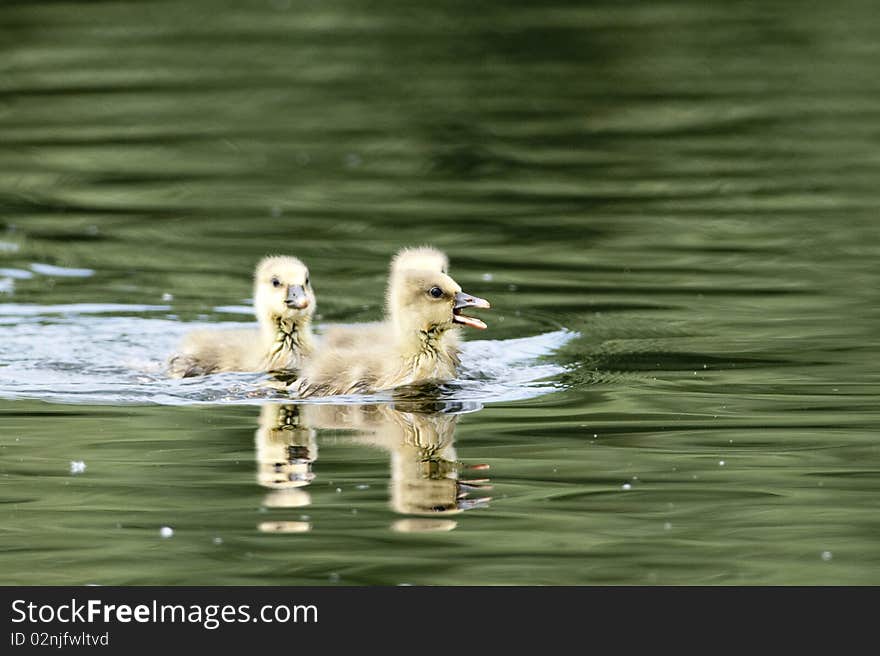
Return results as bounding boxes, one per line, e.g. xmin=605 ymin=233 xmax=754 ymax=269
xmin=271 ymin=277 xmax=282 ymax=288
xmin=429 ymin=286 xmax=444 ymax=299
xmin=305 ymin=275 xmax=310 ymax=287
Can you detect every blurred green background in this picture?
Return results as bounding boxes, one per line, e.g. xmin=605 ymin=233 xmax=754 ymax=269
xmin=1 ymin=0 xmax=879 ymax=584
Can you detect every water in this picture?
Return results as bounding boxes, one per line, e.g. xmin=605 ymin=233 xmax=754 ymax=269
xmin=0 ymin=303 xmax=574 ymax=404
xmin=2 ymin=0 xmax=879 ymax=585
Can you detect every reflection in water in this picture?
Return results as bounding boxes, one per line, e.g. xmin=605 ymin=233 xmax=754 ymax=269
xmin=254 ymin=401 xmax=491 ymax=533
xmin=256 ymin=521 xmax=312 ymax=534
xmin=256 ymin=404 xmax=317 ymax=490
xmin=255 ymin=403 xmax=316 ymax=525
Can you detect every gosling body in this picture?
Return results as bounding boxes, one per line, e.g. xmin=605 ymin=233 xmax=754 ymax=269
xmin=295 ymin=253 xmax=488 ymax=396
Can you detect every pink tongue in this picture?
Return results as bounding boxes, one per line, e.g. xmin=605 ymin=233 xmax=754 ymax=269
xmin=454 ymin=314 xmax=487 ymax=330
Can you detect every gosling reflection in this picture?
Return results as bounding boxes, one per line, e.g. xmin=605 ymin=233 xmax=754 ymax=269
xmin=253 ymin=401 xmax=491 ymax=533
xmin=255 ymin=404 xmax=316 ymax=532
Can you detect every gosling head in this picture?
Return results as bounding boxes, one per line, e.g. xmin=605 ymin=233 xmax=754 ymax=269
xmin=253 ymin=255 xmax=315 ymax=324
xmin=390 ymin=269 xmax=490 ymax=336
xmin=386 ymin=247 xmax=450 ymax=316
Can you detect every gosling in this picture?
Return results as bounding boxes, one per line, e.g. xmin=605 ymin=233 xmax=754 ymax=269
xmin=321 ymin=246 xmax=449 ymax=350
xmin=168 ymin=255 xmax=316 ymax=377
xmin=294 ymin=265 xmax=489 ymax=396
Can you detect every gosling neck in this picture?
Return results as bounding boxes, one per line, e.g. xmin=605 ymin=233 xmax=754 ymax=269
xmin=396 ymin=321 xmax=460 ymax=367
xmin=260 ymin=312 xmax=314 ymax=370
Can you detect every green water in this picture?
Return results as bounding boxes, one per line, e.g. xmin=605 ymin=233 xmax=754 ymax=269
xmin=2 ymin=0 xmax=880 ymax=585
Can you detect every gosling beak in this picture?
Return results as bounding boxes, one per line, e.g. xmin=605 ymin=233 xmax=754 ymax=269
xmin=453 ymin=291 xmax=490 ymax=330
xmin=285 ymin=285 xmax=310 ymax=310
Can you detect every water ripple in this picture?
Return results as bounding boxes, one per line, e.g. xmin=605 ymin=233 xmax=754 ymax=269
xmin=0 ymin=306 xmax=575 ymax=406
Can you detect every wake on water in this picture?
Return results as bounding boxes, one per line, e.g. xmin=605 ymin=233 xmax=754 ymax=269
xmin=0 ymin=303 xmax=576 ymax=407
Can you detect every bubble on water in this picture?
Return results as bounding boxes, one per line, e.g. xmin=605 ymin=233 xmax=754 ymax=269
xmin=481 ymin=273 xmax=494 ymax=282
xmin=664 ymin=522 xmax=672 ymax=530
xmin=621 ymin=483 xmax=632 ymax=491
xmin=719 ymin=460 xmax=725 ymax=466
xmin=213 ymin=537 xmax=223 ymax=545
xmin=270 ymin=206 xmax=283 ymax=218
xmin=159 ymin=526 xmax=174 ymax=539
xmin=355 ymin=484 xmax=370 ymax=490
xmin=70 ymin=460 xmax=86 ymax=474
xmin=328 ymin=572 xmax=340 ymax=582
xmin=335 ymin=487 xmax=342 ymax=493
xmin=161 ymin=293 xmax=173 ymax=302
xmin=821 ymin=551 xmax=833 ymax=561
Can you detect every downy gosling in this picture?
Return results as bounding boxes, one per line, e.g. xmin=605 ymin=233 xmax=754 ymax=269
xmin=294 ymin=258 xmax=489 ymax=396
xmin=168 ymin=255 xmax=316 ymax=377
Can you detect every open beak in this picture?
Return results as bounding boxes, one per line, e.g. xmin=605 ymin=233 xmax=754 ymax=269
xmin=285 ymin=285 xmax=310 ymax=310
xmin=453 ymin=291 xmax=490 ymax=330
